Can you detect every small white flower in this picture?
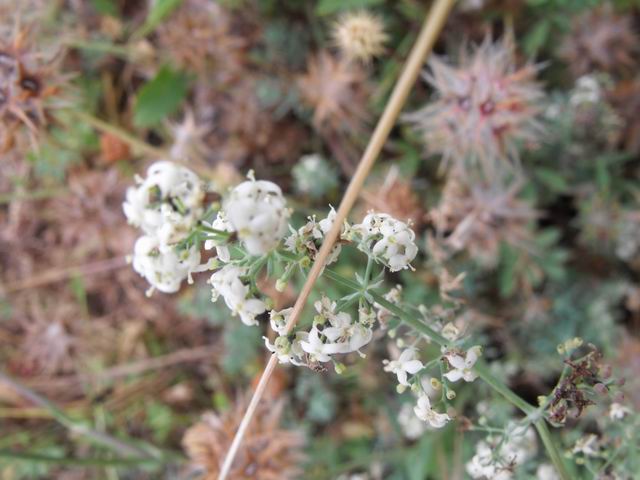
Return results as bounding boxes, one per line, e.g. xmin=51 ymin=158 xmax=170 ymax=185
xmin=123 ymin=161 xmax=205 ymax=245
xmin=209 ymin=265 xmax=266 ymax=326
xmin=223 ymin=172 xmax=289 ymax=255
xmin=466 ymin=441 xmax=510 ymax=480
xmin=572 ymin=434 xmax=599 ymax=457
xmin=203 ymin=211 xmax=234 ymax=262
xmin=284 ymin=207 xmax=342 ymax=265
xmin=398 ymin=402 xmax=427 ymax=440
xmin=536 ymin=464 xmax=560 ymax=480
xmin=443 ymin=346 xmax=481 ymax=383
xmin=354 ymin=213 xmax=418 ymax=272
xmin=609 ymin=402 xmax=632 ymax=420
xmin=300 ymin=327 xmax=335 ymax=363
xmin=264 ymin=331 xmax=308 ymax=366
xmin=132 ymin=235 xmax=200 ymax=294
xmin=569 ymin=75 xmax=601 ymax=106
xmin=413 ymin=394 xmax=450 ymax=429
xmin=466 ymin=423 xmax=536 ymax=480
xmin=269 ymin=308 xmax=293 ymax=336
xmin=383 ymin=348 xmax=424 ymax=386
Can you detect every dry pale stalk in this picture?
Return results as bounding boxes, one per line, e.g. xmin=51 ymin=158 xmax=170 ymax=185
xmin=218 ymin=1 xmax=456 ymax=478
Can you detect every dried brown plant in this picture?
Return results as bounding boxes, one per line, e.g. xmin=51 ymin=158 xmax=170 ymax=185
xmin=0 ymin=20 xmax=66 ymax=153
xmin=298 ymin=51 xmax=370 ymax=136
xmin=157 ymin=0 xmax=248 ymax=85
xmin=406 ymin=37 xmax=544 ymax=177
xmin=559 ymin=4 xmax=638 ymax=78
xmin=182 ymin=398 xmax=304 ymax=480
xmin=298 ymin=51 xmax=371 ymax=172
xmin=361 ymin=168 xmax=426 ymax=230
xmin=608 ymin=78 xmax=640 ymax=154
xmin=429 ymin=174 xmax=537 ymax=267
xmin=194 ymin=79 xmax=306 ymax=172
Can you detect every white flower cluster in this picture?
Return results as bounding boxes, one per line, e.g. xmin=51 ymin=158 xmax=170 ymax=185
xmin=284 ymin=207 xmax=342 ymax=265
xmin=265 ymin=295 xmax=374 ymax=368
xmin=384 ymin=348 xmax=451 ymax=429
xmin=209 ymin=265 xmax=266 ymax=326
xmin=124 ymin=161 xmax=205 ymax=246
xmin=466 ymin=423 xmax=537 ymax=479
xmin=222 ymin=172 xmax=290 ymax=256
xmin=124 ymin=161 xmax=206 ymax=294
xmin=132 ymin=235 xmax=201 ymax=294
xmin=352 ymin=213 xmax=418 ymax=272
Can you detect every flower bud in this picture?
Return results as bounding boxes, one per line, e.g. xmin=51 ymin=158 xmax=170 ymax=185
xmin=299 ymin=256 xmax=311 ymax=268
xmin=275 ymin=278 xmax=287 ymax=292
xmin=593 ymin=383 xmax=608 ymax=395
xmin=446 ymin=390 xmax=456 ymax=400
xmin=334 ymin=362 xmax=346 ymax=375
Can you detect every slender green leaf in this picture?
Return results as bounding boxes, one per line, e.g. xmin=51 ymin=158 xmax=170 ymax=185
xmin=315 ymin=0 xmax=384 ymax=16
xmin=134 ymin=66 xmax=188 ymax=127
xmin=138 ymin=0 xmax=184 ymax=37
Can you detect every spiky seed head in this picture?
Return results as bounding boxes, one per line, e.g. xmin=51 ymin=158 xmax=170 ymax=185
xmin=332 ymin=10 xmax=388 ymax=63
xmin=430 ymin=174 xmax=537 ymax=267
xmin=182 ymin=398 xmax=304 ymax=479
xmin=0 ymin=22 xmax=66 ymax=153
xmin=405 ymin=38 xmax=545 ymax=178
xmin=298 ymin=51 xmax=370 ymax=135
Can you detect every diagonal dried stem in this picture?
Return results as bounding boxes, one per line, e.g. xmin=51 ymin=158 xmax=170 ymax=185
xmin=217 ymin=1 xmax=456 ymax=478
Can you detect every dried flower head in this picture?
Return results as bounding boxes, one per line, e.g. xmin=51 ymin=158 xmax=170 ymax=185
xmin=406 ymin=38 xmax=544 ymax=177
xmin=194 ymin=79 xmax=306 ymax=169
xmin=298 ymin=51 xmax=370 ymax=136
xmin=559 ymin=4 xmax=638 ymax=78
xmin=332 ymin=10 xmax=388 ymax=63
xmin=157 ymin=0 xmax=246 ymax=84
xmin=362 ymin=168 xmax=426 ymax=230
xmin=182 ymin=399 xmax=304 ymax=479
xmin=0 ymin=22 xmax=65 ymax=152
xmin=430 ymin=175 xmax=537 ymax=267
xmin=168 ymin=111 xmax=211 ymax=163
xmin=548 ymin=346 xmax=608 ymax=425
xmin=608 ymin=78 xmax=640 ymax=154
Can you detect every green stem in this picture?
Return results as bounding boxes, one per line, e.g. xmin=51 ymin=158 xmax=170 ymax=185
xmin=0 ymin=371 xmax=171 ymax=462
xmin=0 ymin=187 xmax=68 ymax=205
xmin=196 ymin=225 xmax=232 ymax=238
xmin=322 ymin=268 xmax=572 ymax=480
xmin=535 ymin=421 xmax=572 ymax=480
xmin=64 ymin=40 xmax=133 ymax=58
xmin=0 ymin=450 xmax=166 ymax=467
xmin=66 ymin=110 xmax=166 ymax=158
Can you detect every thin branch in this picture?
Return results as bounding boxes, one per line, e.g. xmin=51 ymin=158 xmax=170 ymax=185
xmin=0 ymin=371 xmax=167 ymax=461
xmin=0 ymin=450 xmax=162 ymax=467
xmin=69 ymin=110 xmax=167 ymax=158
xmin=19 ymin=345 xmax=219 ymax=394
xmin=217 ymin=1 xmax=457 ymax=478
xmin=2 ymin=257 xmax=127 ymax=294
